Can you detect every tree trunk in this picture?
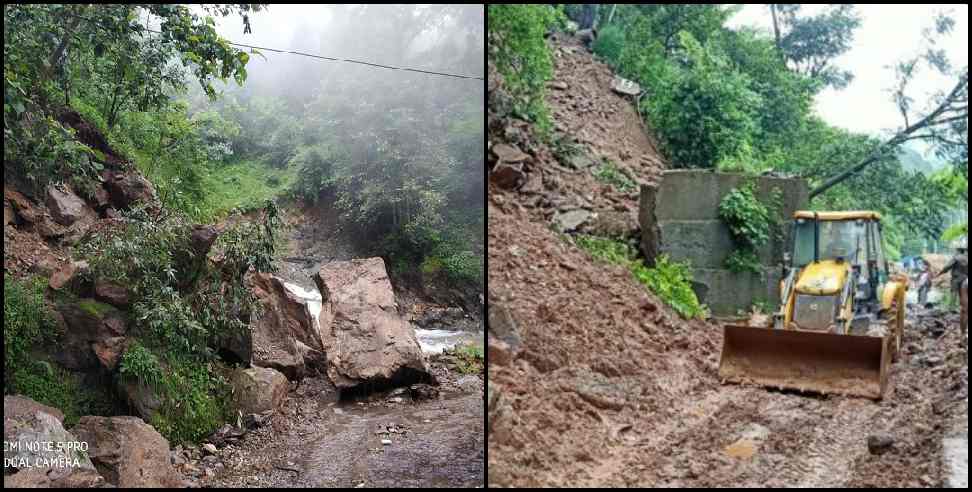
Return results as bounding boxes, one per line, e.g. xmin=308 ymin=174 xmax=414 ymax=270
xmin=810 ymin=73 xmax=969 ymax=200
xmin=607 ymin=4 xmax=617 ymax=25
xmin=770 ymin=5 xmax=782 ymax=53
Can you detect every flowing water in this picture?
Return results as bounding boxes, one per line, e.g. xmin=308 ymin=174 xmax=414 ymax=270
xmin=283 ymin=281 xmax=483 ymax=354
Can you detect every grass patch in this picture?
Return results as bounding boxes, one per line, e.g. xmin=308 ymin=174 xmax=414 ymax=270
xmin=196 ymin=158 xmax=296 ymax=221
xmin=77 ymin=299 xmax=115 ymax=319
xmin=444 ymin=344 xmax=484 ymax=375
xmin=574 ymin=235 xmax=706 ymax=319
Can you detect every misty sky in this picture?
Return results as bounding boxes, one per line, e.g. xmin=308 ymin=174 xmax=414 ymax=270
xmin=193 ymin=4 xmax=484 ymax=95
xmin=727 ymin=4 xmax=969 ymax=147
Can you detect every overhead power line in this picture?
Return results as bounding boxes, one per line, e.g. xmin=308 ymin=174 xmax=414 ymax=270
xmin=216 ymin=39 xmax=484 ymax=81
xmin=63 ymin=11 xmax=484 ymax=81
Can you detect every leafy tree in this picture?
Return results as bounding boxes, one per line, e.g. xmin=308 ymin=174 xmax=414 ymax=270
xmin=810 ymin=14 xmax=968 ymax=198
xmin=768 ymin=4 xmax=862 ymax=90
xmin=645 ymin=32 xmax=761 ymax=169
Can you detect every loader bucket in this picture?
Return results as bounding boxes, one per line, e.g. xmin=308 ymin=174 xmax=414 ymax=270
xmin=719 ymin=325 xmax=890 ymax=400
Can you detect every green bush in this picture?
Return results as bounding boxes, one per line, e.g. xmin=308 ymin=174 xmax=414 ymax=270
xmin=645 ymin=32 xmax=761 ymax=169
xmin=4 ymin=277 xmax=114 ymax=426
xmin=4 ymin=277 xmax=56 ymax=389
xmin=487 ymin=4 xmax=563 ymax=131
xmin=575 ymin=235 xmax=705 ymax=319
xmin=719 ymin=183 xmax=782 ymax=274
xmin=719 ymin=183 xmax=772 ymax=250
xmin=593 ymin=24 xmax=626 ymax=68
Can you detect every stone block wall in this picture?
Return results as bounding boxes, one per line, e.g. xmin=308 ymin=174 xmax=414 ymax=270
xmin=639 ymin=171 xmax=809 ymax=317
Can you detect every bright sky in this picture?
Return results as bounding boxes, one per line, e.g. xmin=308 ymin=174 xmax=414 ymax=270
xmin=727 ymin=4 xmax=969 ymax=144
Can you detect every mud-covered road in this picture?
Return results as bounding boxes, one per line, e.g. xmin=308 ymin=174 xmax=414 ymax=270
xmin=194 ymin=370 xmax=484 ymax=488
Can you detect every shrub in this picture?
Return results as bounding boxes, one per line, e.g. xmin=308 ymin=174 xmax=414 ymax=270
xmin=4 ymin=277 xmax=113 ymax=426
xmin=487 ymin=4 xmax=563 ymax=131
xmin=593 ymin=25 xmax=626 ymax=68
xmin=575 ymin=235 xmax=705 ymax=318
xmin=645 ymin=33 xmax=761 ymax=169
xmin=719 ymin=184 xmax=783 ymax=274
xmin=4 ymin=277 xmax=56 ymax=389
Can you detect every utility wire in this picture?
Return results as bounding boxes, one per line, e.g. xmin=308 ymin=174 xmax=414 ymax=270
xmin=61 ymin=11 xmax=484 ymax=81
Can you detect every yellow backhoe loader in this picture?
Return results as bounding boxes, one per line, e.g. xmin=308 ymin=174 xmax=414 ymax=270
xmin=719 ymin=211 xmax=908 ymax=400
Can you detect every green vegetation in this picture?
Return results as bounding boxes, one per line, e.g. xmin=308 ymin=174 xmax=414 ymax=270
xmin=4 ymin=277 xmax=56 ymax=389
xmin=446 ymin=344 xmax=485 ymax=376
xmin=76 ymin=201 xmax=278 ymax=444
xmin=718 ymin=183 xmax=776 ymax=274
xmin=487 ymin=4 xmax=564 ymax=131
xmin=593 ymin=160 xmax=637 ymax=193
xmin=4 ymin=277 xmax=113 ymax=426
xmin=575 ymin=235 xmax=705 ymax=319
xmin=534 ymin=5 xmax=968 ymax=258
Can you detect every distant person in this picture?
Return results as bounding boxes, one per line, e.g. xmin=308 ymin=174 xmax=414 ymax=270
xmin=917 ymin=261 xmax=932 ymax=307
xmin=936 ymin=244 xmax=968 ymax=300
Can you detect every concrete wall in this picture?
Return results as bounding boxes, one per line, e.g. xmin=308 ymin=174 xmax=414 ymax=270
xmin=640 ymin=171 xmax=809 ymax=317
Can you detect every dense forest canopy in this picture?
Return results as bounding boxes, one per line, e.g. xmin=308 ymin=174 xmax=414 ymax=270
xmin=4 ymin=3 xmax=484 ymax=286
xmin=490 ymin=4 xmax=968 ymax=258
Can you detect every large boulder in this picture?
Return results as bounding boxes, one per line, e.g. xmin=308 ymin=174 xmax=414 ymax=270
xmin=246 ymin=273 xmax=325 ymax=380
xmin=104 ymin=171 xmax=157 ymax=210
xmin=70 ymin=416 xmax=185 ymax=488
xmin=314 ymin=258 xmax=432 ymax=390
xmin=45 ymin=184 xmax=93 ymax=226
xmin=229 ymin=366 xmax=289 ymax=415
xmin=3 ymin=396 xmax=105 ymax=488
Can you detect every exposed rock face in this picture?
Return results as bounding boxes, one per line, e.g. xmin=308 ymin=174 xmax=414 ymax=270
xmin=92 ymin=336 xmax=129 ymax=371
xmin=49 ymin=260 xmax=89 ymax=291
xmin=247 ymin=273 xmax=326 ymax=380
xmin=104 ymin=171 xmax=157 ymax=210
xmin=190 ymin=224 xmax=219 ymax=257
xmin=3 ymin=396 xmax=105 ymax=488
xmin=314 ymin=258 xmax=432 ymax=390
xmin=71 ymin=416 xmax=185 ymax=488
xmin=117 ymin=380 xmax=162 ymax=422
xmin=45 ymin=184 xmax=93 ymax=226
xmin=56 ymin=300 xmax=127 ymax=371
xmin=4 ymin=187 xmax=41 ymax=224
xmin=94 ymin=278 xmax=131 ymax=307
xmin=229 ymin=366 xmax=289 ymax=415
